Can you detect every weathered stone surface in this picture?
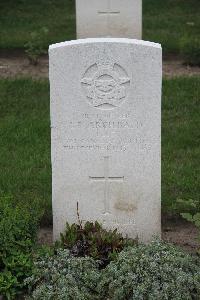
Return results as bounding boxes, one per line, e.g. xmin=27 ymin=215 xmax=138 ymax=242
xmin=76 ymin=0 xmax=142 ymax=39
xmin=49 ymin=38 xmax=162 ymax=242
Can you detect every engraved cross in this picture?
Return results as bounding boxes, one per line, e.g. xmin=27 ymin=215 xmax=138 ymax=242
xmin=98 ymin=0 xmax=120 ymax=31
xmin=89 ymin=156 xmax=124 ymax=214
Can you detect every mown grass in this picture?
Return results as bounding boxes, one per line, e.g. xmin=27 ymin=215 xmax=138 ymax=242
xmin=143 ymin=0 xmax=200 ymax=54
xmin=0 ymin=0 xmax=76 ymax=50
xmin=0 ymin=80 xmax=51 ymax=224
xmin=0 ymin=77 xmax=199 ymax=224
xmin=162 ymin=77 xmax=200 ymax=212
xmin=0 ymin=0 xmax=199 ymax=54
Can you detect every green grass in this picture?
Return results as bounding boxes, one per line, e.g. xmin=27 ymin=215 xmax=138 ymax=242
xmin=143 ymin=0 xmax=200 ymax=54
xmin=0 ymin=0 xmax=76 ymax=50
xmin=162 ymin=77 xmax=200 ymax=212
xmin=0 ymin=0 xmax=199 ymax=54
xmin=0 ymin=79 xmax=51 ymax=224
xmin=0 ymin=77 xmax=199 ymax=224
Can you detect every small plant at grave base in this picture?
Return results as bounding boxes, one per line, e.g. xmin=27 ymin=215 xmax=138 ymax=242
xmin=24 ymin=27 xmax=49 ymax=65
xmin=56 ymin=203 xmax=136 ymax=267
xmin=176 ymin=198 xmax=200 ymax=253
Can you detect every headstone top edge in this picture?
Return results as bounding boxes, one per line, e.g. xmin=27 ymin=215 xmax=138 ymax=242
xmin=49 ymin=38 xmax=161 ymax=52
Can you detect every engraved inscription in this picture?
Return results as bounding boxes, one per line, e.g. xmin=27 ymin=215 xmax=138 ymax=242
xmin=102 ymin=216 xmax=136 ymax=228
xmin=61 ymin=112 xmax=152 ymax=153
xmin=89 ymin=157 xmax=124 ymax=214
xmin=82 ymin=217 xmax=135 ymax=227
xmin=81 ymin=62 xmax=130 ymax=109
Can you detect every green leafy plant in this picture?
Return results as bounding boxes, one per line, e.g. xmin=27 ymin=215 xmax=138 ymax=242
xmin=56 ymin=204 xmax=136 ymax=267
xmin=176 ymin=198 xmax=200 ymax=253
xmin=0 ymin=271 xmax=18 ymax=300
xmin=0 ymin=196 xmax=41 ymax=299
xmin=57 ymin=221 xmax=136 ymax=267
xmin=24 ymin=27 xmax=49 ymax=65
xmin=180 ymin=35 xmax=200 ymax=66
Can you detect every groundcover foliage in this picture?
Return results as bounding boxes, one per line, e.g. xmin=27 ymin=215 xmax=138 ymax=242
xmin=0 ymin=196 xmax=40 ymax=299
xmin=26 ymin=240 xmax=200 ymax=300
xmin=25 ymin=249 xmax=101 ymax=300
xmin=99 ymin=240 xmax=200 ymax=300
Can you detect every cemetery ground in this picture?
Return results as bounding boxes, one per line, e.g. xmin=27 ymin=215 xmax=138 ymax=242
xmin=0 ymin=76 xmax=200 ymax=298
xmin=0 ymin=0 xmax=200 ymax=299
xmin=1 ymin=51 xmax=200 ymax=79
xmin=0 ymin=77 xmax=199 ymax=243
xmin=0 ymin=0 xmax=200 ymax=57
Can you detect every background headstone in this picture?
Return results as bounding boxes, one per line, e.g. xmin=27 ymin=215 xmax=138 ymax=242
xmin=76 ymin=0 xmax=142 ymax=39
xmin=49 ymin=38 xmax=162 ymax=243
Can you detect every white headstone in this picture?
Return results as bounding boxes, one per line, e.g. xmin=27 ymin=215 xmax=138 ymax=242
xmin=49 ymin=38 xmax=162 ymax=243
xmin=76 ymin=0 xmax=142 ymax=39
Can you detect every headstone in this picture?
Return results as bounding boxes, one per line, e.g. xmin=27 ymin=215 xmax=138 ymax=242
xmin=76 ymin=0 xmax=142 ymax=39
xmin=49 ymin=38 xmax=162 ymax=243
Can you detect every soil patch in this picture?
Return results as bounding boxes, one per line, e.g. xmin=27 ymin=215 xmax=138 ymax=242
xmin=0 ymin=52 xmax=200 ymax=79
xmin=162 ymin=220 xmax=199 ymax=253
xmin=37 ymin=227 xmax=53 ymax=246
xmin=163 ymin=59 xmax=200 ymax=78
xmin=0 ymin=53 xmax=48 ymax=79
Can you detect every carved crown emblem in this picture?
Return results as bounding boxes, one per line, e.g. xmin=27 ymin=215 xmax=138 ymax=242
xmin=81 ymin=62 xmax=130 ymax=109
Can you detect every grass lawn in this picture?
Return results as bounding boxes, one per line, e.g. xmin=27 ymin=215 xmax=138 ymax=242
xmin=0 ymin=0 xmax=199 ymax=54
xmin=0 ymin=80 xmax=51 ymax=224
xmin=162 ymin=77 xmax=200 ymax=212
xmin=0 ymin=77 xmax=199 ymax=224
